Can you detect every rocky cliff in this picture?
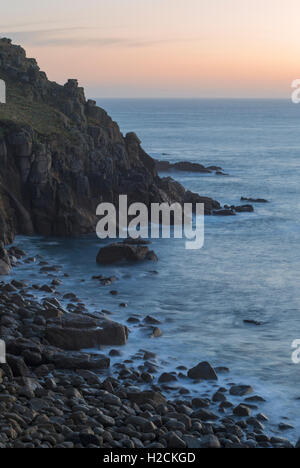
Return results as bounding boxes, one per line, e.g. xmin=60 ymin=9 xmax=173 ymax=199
xmin=0 ymin=38 xmax=220 ymax=245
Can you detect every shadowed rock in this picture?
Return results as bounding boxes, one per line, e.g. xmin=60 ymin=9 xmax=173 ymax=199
xmin=96 ymin=242 xmax=158 ymax=264
xmin=187 ymin=361 xmax=218 ymax=380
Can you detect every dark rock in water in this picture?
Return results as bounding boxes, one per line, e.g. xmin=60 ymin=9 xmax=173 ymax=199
xmin=207 ymin=165 xmax=223 ymax=171
xmin=144 ymin=315 xmax=161 ymax=325
xmin=96 ymin=242 xmax=158 ymax=264
xmin=173 ymin=161 xmax=212 ymax=173
xmin=212 ymin=391 xmax=227 ymax=402
xmin=158 ymin=372 xmax=177 ymax=383
xmin=233 ymin=204 xmax=254 ymax=213
xmin=213 ymin=209 xmax=236 ymax=216
xmin=187 ymin=361 xmax=218 ymax=381
xmin=45 ymin=320 xmax=128 ymax=350
xmin=215 ymin=366 xmax=230 ymax=373
xmin=278 ymin=423 xmax=294 ymax=431
xmin=233 ymin=404 xmax=251 ymax=417
xmin=241 ymin=197 xmax=269 ymax=203
xmin=230 ymin=385 xmax=253 ymax=396
xmin=244 ymin=319 xmax=262 ymax=326
xmin=244 ymin=395 xmax=266 ymax=402
xmin=151 ymin=327 xmax=163 ymax=338
xmin=155 ymin=159 xmax=222 ymax=174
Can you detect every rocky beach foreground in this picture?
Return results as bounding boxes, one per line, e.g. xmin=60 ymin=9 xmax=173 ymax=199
xmin=0 ymin=245 xmax=298 ymax=449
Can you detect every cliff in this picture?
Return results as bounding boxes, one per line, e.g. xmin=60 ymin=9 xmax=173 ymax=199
xmin=0 ymin=38 xmax=220 ymax=245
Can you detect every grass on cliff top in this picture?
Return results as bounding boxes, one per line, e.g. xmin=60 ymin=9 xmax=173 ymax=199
xmin=0 ymin=76 xmax=70 ymax=137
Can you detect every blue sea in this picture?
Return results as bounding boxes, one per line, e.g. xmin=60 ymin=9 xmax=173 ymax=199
xmin=12 ymin=99 xmax=300 ymax=440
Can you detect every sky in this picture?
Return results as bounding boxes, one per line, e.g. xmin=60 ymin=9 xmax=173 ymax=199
xmin=1 ymin=0 xmax=300 ymax=98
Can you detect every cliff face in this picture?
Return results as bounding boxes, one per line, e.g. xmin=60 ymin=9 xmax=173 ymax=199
xmin=0 ymin=38 xmax=219 ymax=244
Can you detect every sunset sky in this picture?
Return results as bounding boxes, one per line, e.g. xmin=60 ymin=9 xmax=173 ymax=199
xmin=1 ymin=0 xmax=300 ymax=98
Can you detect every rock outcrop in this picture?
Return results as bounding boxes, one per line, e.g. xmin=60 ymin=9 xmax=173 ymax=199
xmin=0 ymin=38 xmax=220 ymax=247
xmin=0 ymin=241 xmax=11 ymax=274
xmin=96 ymin=242 xmax=158 ymax=264
xmin=155 ymin=159 xmax=226 ymax=174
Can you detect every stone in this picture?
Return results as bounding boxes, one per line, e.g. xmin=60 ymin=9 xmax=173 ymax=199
xmin=199 ymin=435 xmax=221 ymax=449
xmin=191 ymin=408 xmax=219 ymax=421
xmin=168 ymin=433 xmax=186 ymax=448
xmin=45 ymin=321 xmax=128 ymax=350
xmin=187 ymin=361 xmax=218 ymax=381
xmin=6 ymin=355 xmax=30 ymax=377
xmin=230 ymin=385 xmax=253 ymax=396
xmin=233 ymin=404 xmax=251 ymax=417
xmin=127 ymin=391 xmax=166 ymax=407
xmin=158 ymin=372 xmax=177 ymax=383
xmin=96 ymin=243 xmax=158 ymax=264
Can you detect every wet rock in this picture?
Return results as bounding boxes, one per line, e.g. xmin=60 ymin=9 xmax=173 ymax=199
xmin=79 ymin=433 xmax=102 ymax=447
xmin=191 ymin=408 xmax=219 ymax=421
xmin=244 ymin=319 xmax=262 ymax=326
xmin=229 ymin=385 xmax=253 ymax=396
xmin=144 ymin=315 xmax=161 ymax=325
xmin=233 ymin=205 xmax=254 ymax=213
xmin=155 ymin=160 xmax=213 ymax=174
xmin=215 ymin=366 xmax=230 ymax=374
xmin=158 ymin=373 xmax=177 ymax=384
xmin=213 ymin=209 xmax=236 ymax=216
xmin=270 ymin=437 xmax=294 ymax=448
xmin=127 ymin=391 xmax=166 ymax=407
xmin=199 ymin=435 xmax=221 ymax=449
xmin=212 ymin=391 xmax=227 ymax=403
xmin=192 ymin=398 xmax=210 ymax=408
xmin=245 ymin=395 xmax=265 ymax=403
xmin=278 ymin=423 xmax=294 ymax=431
xmin=167 ymin=432 xmax=186 ymax=448
xmin=45 ymin=321 xmax=128 ymax=350
xmin=151 ymin=327 xmax=162 ymax=338
xmin=96 ymin=243 xmax=158 ymax=264
xmin=6 ymin=355 xmax=30 ymax=377
xmin=233 ymin=404 xmax=251 ymax=417
xmin=50 ymin=352 xmax=110 ymax=370
xmin=187 ymin=361 xmax=218 ymax=381
xmin=241 ymin=197 xmax=269 ymax=203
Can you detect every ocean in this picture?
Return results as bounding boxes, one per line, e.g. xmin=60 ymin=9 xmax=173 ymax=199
xmin=12 ymin=99 xmax=300 ymax=440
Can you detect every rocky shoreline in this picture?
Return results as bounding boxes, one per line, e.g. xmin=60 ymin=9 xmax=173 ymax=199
xmin=0 ymin=245 xmax=298 ymax=449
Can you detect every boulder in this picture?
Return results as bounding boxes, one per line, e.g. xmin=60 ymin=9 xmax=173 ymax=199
xmin=229 ymin=385 xmax=253 ymax=396
xmin=96 ymin=242 xmax=158 ymax=264
xmin=233 ymin=204 xmax=254 ymax=213
xmin=49 ymin=352 xmax=110 ymax=370
xmin=6 ymin=354 xmax=30 ymax=377
xmin=45 ymin=320 xmax=128 ymax=350
xmin=187 ymin=361 xmax=218 ymax=380
xmin=213 ymin=209 xmax=236 ymax=216
xmin=127 ymin=391 xmax=166 ymax=407
xmin=233 ymin=404 xmax=251 ymax=417
xmin=241 ymin=197 xmax=268 ymax=203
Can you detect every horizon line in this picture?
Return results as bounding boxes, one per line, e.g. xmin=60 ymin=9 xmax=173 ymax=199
xmin=93 ymin=96 xmax=291 ymax=101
